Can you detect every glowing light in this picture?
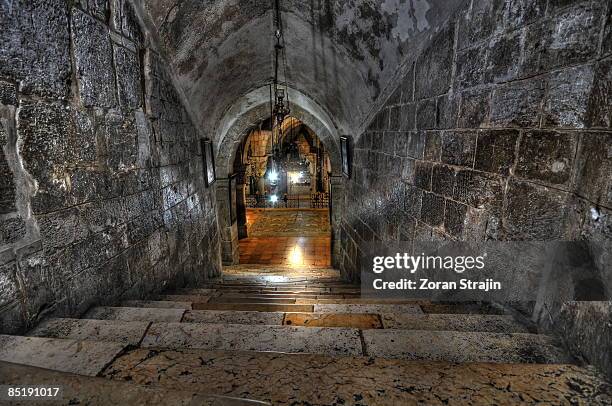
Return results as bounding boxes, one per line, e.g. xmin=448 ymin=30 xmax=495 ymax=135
xmin=268 ymin=171 xmax=279 ymax=182
xmin=270 ymin=195 xmax=279 ymax=203
xmin=289 ymin=171 xmax=301 ymax=183
xmin=288 ymin=245 xmax=304 ymax=266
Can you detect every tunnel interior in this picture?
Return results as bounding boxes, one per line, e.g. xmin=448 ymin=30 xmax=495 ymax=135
xmin=0 ymin=0 xmax=611 ymax=394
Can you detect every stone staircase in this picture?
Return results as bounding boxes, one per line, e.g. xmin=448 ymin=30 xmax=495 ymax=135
xmin=1 ymin=266 xmax=611 ymax=404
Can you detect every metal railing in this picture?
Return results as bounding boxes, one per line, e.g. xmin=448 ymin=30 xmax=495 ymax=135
xmin=246 ymin=193 xmax=329 ymax=209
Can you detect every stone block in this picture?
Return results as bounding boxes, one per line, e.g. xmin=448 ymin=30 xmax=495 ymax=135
xmin=86 ymin=0 xmax=109 ymax=21
xmin=402 ymin=184 xmax=423 ymax=219
xmin=486 ymin=30 xmax=523 ymax=83
xmin=523 ymin=3 xmax=603 ymax=75
xmin=574 ymin=133 xmax=612 ymax=207
xmin=111 ymin=0 xmax=143 ymax=44
xmin=416 ymin=99 xmax=436 ymax=130
xmin=504 ymin=178 xmax=570 ymax=240
xmin=114 ymin=45 xmax=143 ymax=110
xmin=441 ymin=131 xmax=476 ymax=167
xmin=515 ymin=130 xmax=577 ymax=188
xmin=490 ymin=78 xmax=545 ymax=128
xmin=432 ymin=164 xmax=455 ymax=198
xmin=436 ymin=93 xmax=459 ymax=130
xmin=0 ymin=82 xmax=16 ymax=106
xmin=400 ymin=103 xmax=416 ymax=131
xmin=415 ymin=23 xmax=454 ymax=99
xmin=388 ymin=106 xmax=401 ymax=131
xmin=457 ymin=88 xmax=491 ymax=128
xmin=501 ymin=0 xmax=547 ymax=31
xmin=382 ymin=132 xmax=395 ymax=155
xmin=543 ymin=65 xmax=595 ymax=129
xmin=457 ymin=0 xmax=504 ymax=50
xmin=0 ymin=217 xmax=26 ymax=245
xmin=401 ymin=63 xmax=415 ymax=103
xmin=414 ymin=161 xmax=432 ymax=191
xmin=474 ymin=129 xmax=519 ymax=175
xmin=586 ymin=58 xmax=612 ymax=128
xmin=444 ymin=200 xmax=468 ymax=237
xmin=453 ymin=170 xmax=503 ymax=212
xmin=406 ymin=131 xmax=425 ymax=159
xmin=394 ymin=132 xmax=409 ymax=157
xmin=603 ymin=7 xmax=612 ymax=57
xmin=18 ymin=101 xmax=72 ymax=214
xmin=71 ymin=9 xmax=116 ymax=107
xmin=0 ymin=0 xmax=71 ymax=98
xmin=420 ymin=192 xmax=445 ymax=227
xmin=423 ymin=131 xmax=441 ymax=162
xmin=454 ymin=46 xmax=488 ymax=90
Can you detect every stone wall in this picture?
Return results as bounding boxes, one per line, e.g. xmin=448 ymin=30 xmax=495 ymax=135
xmin=0 ymin=0 xmax=221 ymax=334
xmin=339 ymin=0 xmax=611 ymax=376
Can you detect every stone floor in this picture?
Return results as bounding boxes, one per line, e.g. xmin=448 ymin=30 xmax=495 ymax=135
xmin=0 ymin=265 xmax=610 ymax=405
xmin=240 ymin=209 xmax=332 ymax=267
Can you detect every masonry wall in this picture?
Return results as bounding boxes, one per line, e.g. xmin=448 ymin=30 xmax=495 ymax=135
xmin=339 ymin=0 xmax=611 ymax=376
xmin=0 ymin=0 xmax=221 ymax=333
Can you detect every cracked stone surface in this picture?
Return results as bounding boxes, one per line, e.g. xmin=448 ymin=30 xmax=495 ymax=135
xmin=103 ymin=348 xmax=612 ymax=405
xmin=28 ymin=318 xmax=150 ymax=346
xmin=85 ymin=307 xmax=185 ymax=323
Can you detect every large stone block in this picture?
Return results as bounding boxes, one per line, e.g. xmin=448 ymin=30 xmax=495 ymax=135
xmin=406 ymin=132 xmax=425 ymax=159
xmin=604 ymin=6 xmax=612 ymax=57
xmin=0 ymin=82 xmax=17 ymax=106
xmin=414 ymin=161 xmax=432 ymax=191
xmin=0 ymin=217 xmax=26 ymax=245
xmin=454 ymin=46 xmax=488 ymax=90
xmin=18 ymin=101 xmax=72 ymax=214
xmin=420 ymin=192 xmax=445 ymax=227
xmin=415 ymin=23 xmax=454 ymax=99
xmin=423 ymin=131 xmax=441 ymax=162
xmin=416 ymin=99 xmax=436 ymax=130
xmin=0 ymin=0 xmax=71 ymax=98
xmin=431 ymin=164 xmax=455 ymax=198
xmin=486 ymin=30 xmax=523 ymax=83
xmin=457 ymin=0 xmax=504 ymax=50
xmin=114 ymin=45 xmax=143 ymax=110
xmin=490 ymin=78 xmax=545 ymax=128
xmin=515 ymin=130 xmax=577 ymax=188
xmin=453 ymin=170 xmax=503 ymax=212
xmin=444 ymin=200 xmax=468 ymax=237
xmin=474 ymin=129 xmax=519 ymax=175
xmin=111 ymin=0 xmax=143 ymax=44
xmin=586 ymin=58 xmax=612 ymax=128
xmin=440 ymin=131 xmax=476 ymax=167
xmin=543 ymin=65 xmax=595 ymax=129
xmin=574 ymin=133 xmax=612 ymax=207
xmin=523 ymin=2 xmax=603 ymax=76
xmin=436 ymin=93 xmax=459 ymax=130
xmin=504 ymin=178 xmax=570 ymax=240
xmin=400 ymin=63 xmax=415 ymax=103
xmin=457 ymin=88 xmax=491 ymax=128
xmin=0 ymin=148 xmax=16 ymax=214
xmin=502 ymin=0 xmax=547 ymax=31
xmin=71 ymin=9 xmax=116 ymax=107
xmin=400 ymin=104 xmax=416 ymax=131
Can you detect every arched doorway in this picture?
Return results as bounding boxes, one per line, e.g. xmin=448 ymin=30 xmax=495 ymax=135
xmin=232 ymin=116 xmax=332 ymax=267
xmin=213 ymin=87 xmax=345 ymax=270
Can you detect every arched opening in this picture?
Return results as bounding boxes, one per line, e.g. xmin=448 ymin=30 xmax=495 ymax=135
xmin=231 ymin=116 xmax=332 ymax=267
xmin=214 ymin=87 xmax=345 ymax=270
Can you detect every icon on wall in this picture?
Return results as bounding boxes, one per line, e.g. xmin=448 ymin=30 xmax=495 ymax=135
xmin=201 ymin=138 xmax=216 ymax=187
xmin=340 ymin=135 xmax=351 ymax=179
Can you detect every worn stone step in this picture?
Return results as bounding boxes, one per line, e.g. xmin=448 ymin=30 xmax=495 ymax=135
xmin=85 ymin=307 xmax=185 ymax=322
xmin=122 ymin=300 xmax=192 ymax=309
xmin=141 ymin=323 xmax=362 ymax=357
xmin=29 ymin=318 xmax=150 ymax=346
xmin=295 ymin=298 xmax=424 ymax=305
xmin=207 ymin=296 xmax=297 ymax=304
xmin=0 ymin=335 xmax=126 ymax=376
xmin=380 ymin=313 xmax=529 ymax=333
xmin=182 ymin=310 xmax=285 ymax=325
xmin=313 ymin=303 xmax=424 ymax=314
xmin=103 ymin=348 xmax=612 ymax=405
xmin=156 ymin=294 xmax=212 ymax=303
xmin=0 ymin=361 xmax=270 ymax=405
xmin=192 ymin=303 xmax=314 ymax=312
xmin=284 ymin=313 xmax=383 ymax=329
xmin=215 ymin=292 xmax=351 ymax=299
xmin=362 ymin=330 xmax=572 ymax=364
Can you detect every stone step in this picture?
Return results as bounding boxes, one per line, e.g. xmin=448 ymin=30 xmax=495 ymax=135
xmin=122 ymin=300 xmax=192 ymax=309
xmin=207 ymin=296 xmax=297 ymax=304
xmin=85 ymin=306 xmax=185 ymax=322
xmin=380 ymin=313 xmax=530 ymax=333
xmin=156 ymin=294 xmax=212 ymax=303
xmin=313 ymin=303 xmax=424 ymax=314
xmin=214 ymin=292 xmax=352 ymax=299
xmin=141 ymin=323 xmax=363 ymax=357
xmin=0 ymin=361 xmax=270 ymax=405
xmin=191 ymin=303 xmax=315 ymax=312
xmin=183 ymin=310 xmax=286 ymax=325
xmin=0 ymin=335 xmax=126 ymax=376
xmin=103 ymin=348 xmax=612 ymax=405
xmin=284 ymin=313 xmax=383 ymax=329
xmin=29 ymin=318 xmax=150 ymax=346
xmin=362 ymin=330 xmax=571 ymax=364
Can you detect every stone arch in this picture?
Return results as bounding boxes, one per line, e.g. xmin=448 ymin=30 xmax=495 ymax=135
xmin=214 ymin=86 xmax=345 ymax=266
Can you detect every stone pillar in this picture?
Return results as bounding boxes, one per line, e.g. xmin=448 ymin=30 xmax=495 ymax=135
xmin=216 ymin=178 xmax=239 ymax=265
xmin=329 ymin=175 xmax=345 ymax=269
xmin=236 ymin=167 xmax=248 ymax=239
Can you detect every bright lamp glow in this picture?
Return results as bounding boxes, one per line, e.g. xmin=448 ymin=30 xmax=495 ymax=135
xmin=268 ymin=171 xmax=279 ymax=182
xmin=270 ymin=195 xmax=279 ymax=203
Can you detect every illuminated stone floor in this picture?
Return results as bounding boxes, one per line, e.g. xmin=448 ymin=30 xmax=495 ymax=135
xmin=240 ymin=209 xmax=331 ymax=267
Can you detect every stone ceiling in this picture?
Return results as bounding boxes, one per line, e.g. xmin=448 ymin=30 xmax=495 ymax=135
xmin=140 ymin=0 xmax=465 ymax=137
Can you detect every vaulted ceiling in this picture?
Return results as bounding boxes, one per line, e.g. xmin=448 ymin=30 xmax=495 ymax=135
xmin=140 ymin=0 xmax=465 ymax=136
